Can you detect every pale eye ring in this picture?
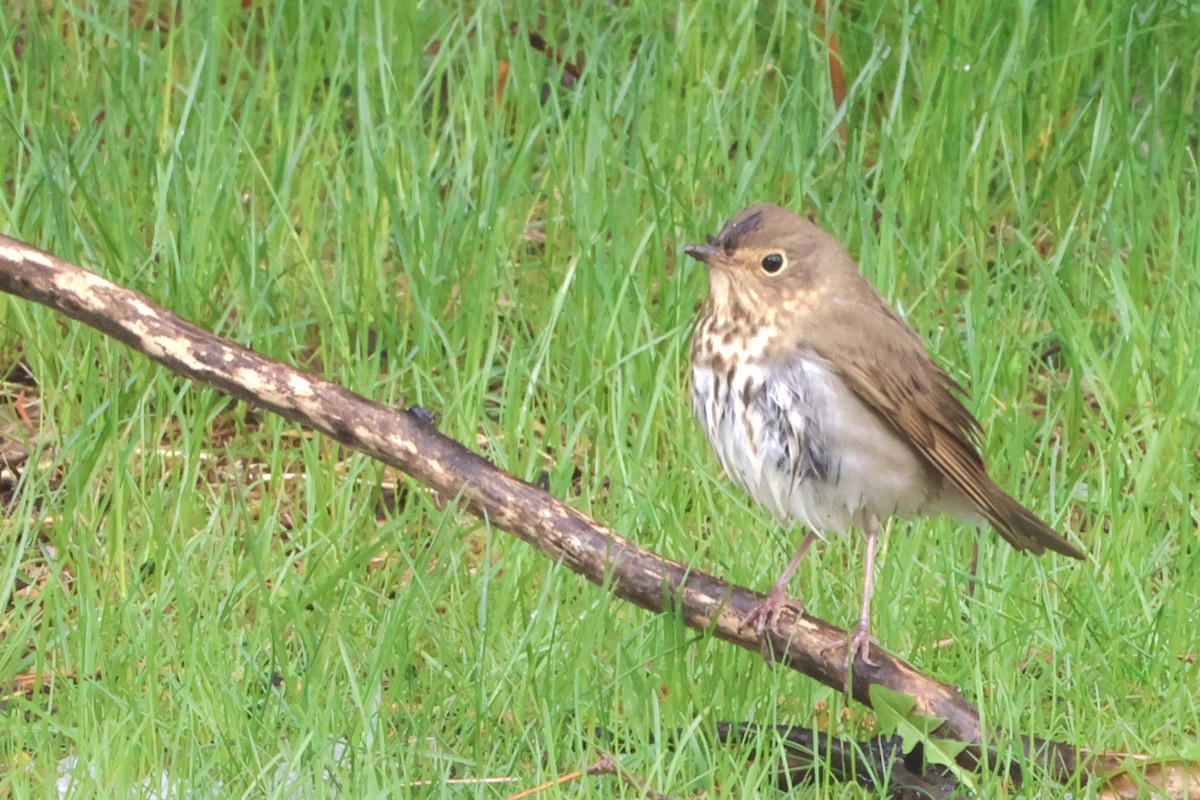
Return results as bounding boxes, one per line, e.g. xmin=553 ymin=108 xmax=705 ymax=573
xmin=761 ymin=253 xmax=785 ymax=274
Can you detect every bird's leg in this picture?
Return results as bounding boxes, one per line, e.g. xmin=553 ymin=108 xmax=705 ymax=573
xmin=741 ymin=530 xmax=819 ymax=637
xmin=848 ymin=513 xmax=880 ymax=666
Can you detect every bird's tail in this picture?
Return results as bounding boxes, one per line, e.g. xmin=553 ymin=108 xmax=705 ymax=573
xmin=986 ymin=484 xmax=1086 ymax=559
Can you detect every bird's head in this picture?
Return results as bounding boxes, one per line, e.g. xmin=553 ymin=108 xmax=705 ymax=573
xmin=683 ymin=203 xmax=844 ymax=318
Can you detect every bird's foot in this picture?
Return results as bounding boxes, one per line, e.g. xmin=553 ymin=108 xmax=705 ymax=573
xmin=847 ymin=621 xmax=878 ymax=668
xmin=740 ymin=588 xmax=805 ymax=638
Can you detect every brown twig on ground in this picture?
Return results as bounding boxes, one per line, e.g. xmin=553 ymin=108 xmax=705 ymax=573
xmin=0 ymin=234 xmax=1097 ymax=790
xmin=504 ymin=752 xmax=667 ymax=800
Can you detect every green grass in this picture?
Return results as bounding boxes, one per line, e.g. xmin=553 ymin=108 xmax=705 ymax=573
xmin=2 ymin=0 xmax=1198 ymax=796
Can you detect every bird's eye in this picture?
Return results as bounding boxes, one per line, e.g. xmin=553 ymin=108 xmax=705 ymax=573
xmin=761 ymin=253 xmax=785 ymax=274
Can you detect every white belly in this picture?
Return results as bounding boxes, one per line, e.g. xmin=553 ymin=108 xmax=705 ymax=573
xmin=692 ymin=354 xmax=969 ymax=534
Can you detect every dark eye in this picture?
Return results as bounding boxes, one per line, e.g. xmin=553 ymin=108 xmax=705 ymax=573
xmin=761 ymin=253 xmax=785 ymax=274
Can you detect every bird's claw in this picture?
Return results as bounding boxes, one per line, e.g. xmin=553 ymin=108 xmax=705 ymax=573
xmin=740 ymin=591 xmax=805 ymax=638
xmin=847 ymin=623 xmax=878 ymax=668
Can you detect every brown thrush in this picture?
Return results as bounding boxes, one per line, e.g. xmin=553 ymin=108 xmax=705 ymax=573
xmin=684 ymin=203 xmax=1084 ymax=664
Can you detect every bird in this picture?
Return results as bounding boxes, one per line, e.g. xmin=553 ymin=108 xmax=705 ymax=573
xmin=683 ymin=203 xmax=1085 ymax=664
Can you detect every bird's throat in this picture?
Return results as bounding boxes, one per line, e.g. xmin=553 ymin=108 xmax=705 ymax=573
xmin=693 ymin=270 xmax=779 ymax=370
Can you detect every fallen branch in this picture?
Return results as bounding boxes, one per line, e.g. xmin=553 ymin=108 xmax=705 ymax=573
xmin=0 ymin=234 xmax=1100 ymax=789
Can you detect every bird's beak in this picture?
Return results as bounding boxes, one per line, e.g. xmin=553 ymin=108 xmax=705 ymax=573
xmin=683 ymin=235 xmax=726 ymax=266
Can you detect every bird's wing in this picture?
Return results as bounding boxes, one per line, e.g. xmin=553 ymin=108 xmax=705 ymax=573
xmin=811 ymin=304 xmax=1084 ymax=559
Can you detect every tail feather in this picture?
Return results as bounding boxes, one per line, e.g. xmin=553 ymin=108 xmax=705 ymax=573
xmin=987 ymin=487 xmax=1085 ymax=559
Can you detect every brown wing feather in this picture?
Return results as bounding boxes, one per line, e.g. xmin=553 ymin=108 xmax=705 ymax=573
xmin=813 ymin=306 xmax=1084 ymax=560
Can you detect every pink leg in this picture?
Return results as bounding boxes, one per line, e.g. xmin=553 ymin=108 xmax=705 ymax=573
xmin=741 ymin=531 xmax=819 ymax=637
xmin=848 ymin=513 xmax=880 ymax=665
